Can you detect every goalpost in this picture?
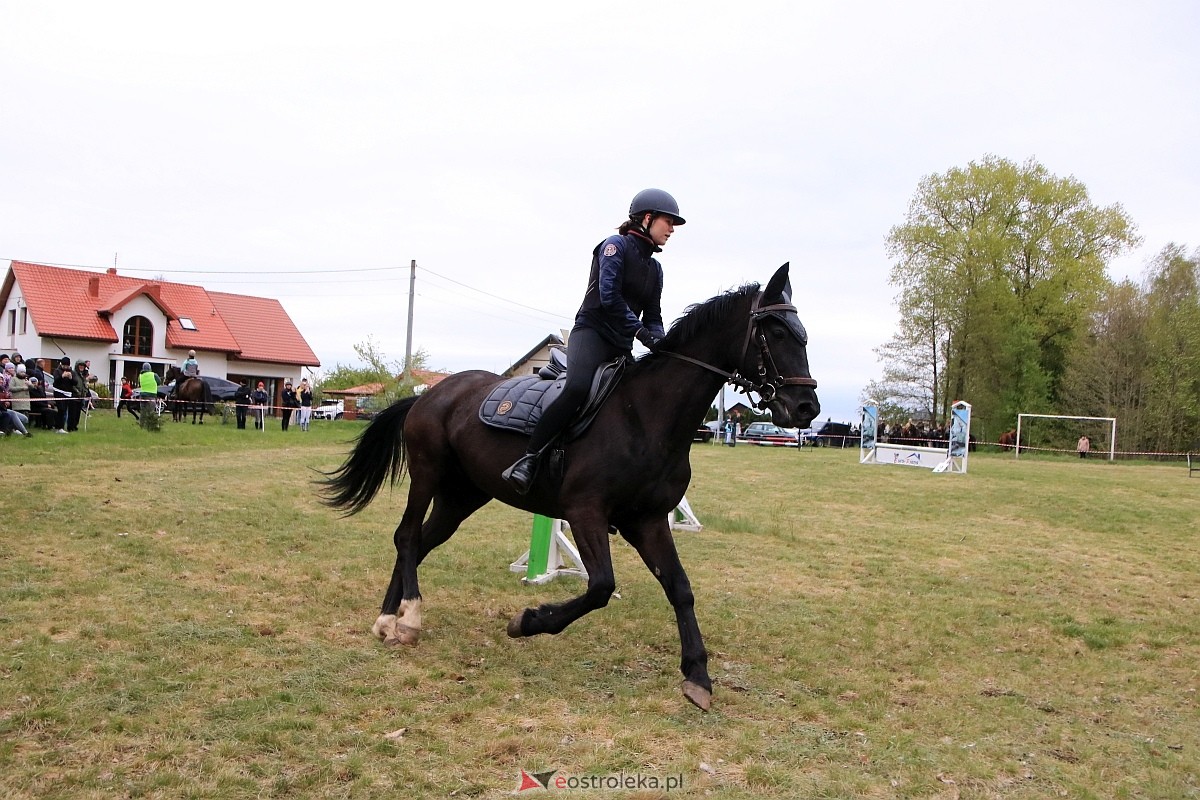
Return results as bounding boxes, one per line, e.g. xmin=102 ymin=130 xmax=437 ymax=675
xmin=1015 ymin=414 xmax=1117 ymax=461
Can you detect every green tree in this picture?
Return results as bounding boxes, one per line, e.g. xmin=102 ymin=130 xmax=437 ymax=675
xmin=880 ymin=155 xmax=1139 ymax=434
xmin=315 ymin=336 xmax=430 ymax=403
xmin=864 ymin=283 xmax=947 ymax=422
xmin=1141 ymin=245 xmax=1200 ymax=451
xmin=1060 ymin=280 xmax=1151 ymax=443
xmin=1061 ymin=244 xmax=1200 ymax=453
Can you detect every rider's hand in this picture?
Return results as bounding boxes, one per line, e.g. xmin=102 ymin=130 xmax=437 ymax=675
xmin=636 ymin=327 xmax=663 ymax=352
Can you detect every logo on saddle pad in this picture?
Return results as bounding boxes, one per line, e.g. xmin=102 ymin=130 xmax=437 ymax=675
xmin=497 ymin=400 xmax=513 ymax=415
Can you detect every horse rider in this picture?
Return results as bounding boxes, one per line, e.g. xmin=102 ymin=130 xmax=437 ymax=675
xmin=174 ymin=350 xmax=199 ymax=397
xmin=181 ymin=350 xmax=200 ymax=381
xmin=175 ymin=349 xmax=211 ymax=408
xmin=502 ymin=188 xmax=684 ymax=494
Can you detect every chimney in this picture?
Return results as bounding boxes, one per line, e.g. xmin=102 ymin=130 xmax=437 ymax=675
xmin=88 ymin=276 xmax=100 ymax=297
xmin=106 ymin=267 xmax=117 ymax=276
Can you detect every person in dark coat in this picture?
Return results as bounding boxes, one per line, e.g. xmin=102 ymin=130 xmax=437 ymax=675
xmin=68 ymin=360 xmax=89 ymax=431
xmin=233 ymin=380 xmax=252 ymax=430
xmin=26 ymin=375 xmax=51 ymax=429
xmin=502 ymin=188 xmax=684 ymax=493
xmin=280 ymin=381 xmax=297 ymax=431
xmin=52 ymin=362 xmax=74 ymax=433
xmin=251 ymin=381 xmax=269 ymax=430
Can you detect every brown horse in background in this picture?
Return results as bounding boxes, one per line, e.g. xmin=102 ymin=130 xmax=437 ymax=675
xmin=163 ymin=365 xmax=213 ymax=424
xmin=998 ymin=429 xmax=1017 ymax=449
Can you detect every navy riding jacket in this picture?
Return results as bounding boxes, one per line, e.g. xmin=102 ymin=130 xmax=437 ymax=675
xmin=574 ymin=231 xmax=666 ymax=350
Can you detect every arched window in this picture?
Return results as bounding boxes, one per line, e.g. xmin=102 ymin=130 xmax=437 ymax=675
xmin=123 ymin=316 xmax=153 ymax=356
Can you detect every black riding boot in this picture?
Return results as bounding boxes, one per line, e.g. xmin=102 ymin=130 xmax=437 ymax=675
xmin=502 ymin=452 xmax=540 ymax=494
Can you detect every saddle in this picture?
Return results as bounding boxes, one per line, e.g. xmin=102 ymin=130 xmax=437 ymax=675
xmin=478 ymin=348 xmax=625 ymax=441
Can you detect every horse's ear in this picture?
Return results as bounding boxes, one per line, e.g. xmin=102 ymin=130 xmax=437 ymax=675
xmin=764 ymin=262 xmax=791 ymax=303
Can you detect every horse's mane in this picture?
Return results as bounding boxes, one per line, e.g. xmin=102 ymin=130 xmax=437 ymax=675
xmin=656 ymin=281 xmax=760 ymax=351
xmin=624 ymin=282 xmax=760 ymax=378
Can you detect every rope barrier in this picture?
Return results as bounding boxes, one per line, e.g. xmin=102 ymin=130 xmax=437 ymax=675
xmin=3 ymin=395 xmax=291 ymax=413
xmin=898 ymin=437 xmax=1193 ymax=460
xmin=4 ymin=372 xmax=313 ymax=438
xmin=986 ymin=442 xmax=1190 ymax=459
xmin=3 ymin=397 xmax=1193 ymax=457
xmin=787 ymin=432 xmax=1194 ymax=460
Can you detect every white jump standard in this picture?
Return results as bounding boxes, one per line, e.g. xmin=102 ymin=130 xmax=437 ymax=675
xmin=859 ymin=401 xmax=972 ymax=474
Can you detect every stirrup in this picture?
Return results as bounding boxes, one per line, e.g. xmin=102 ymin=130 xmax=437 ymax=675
xmin=502 ymin=453 xmax=539 ymax=494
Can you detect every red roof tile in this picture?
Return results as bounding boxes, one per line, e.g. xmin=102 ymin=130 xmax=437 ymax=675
xmin=412 ymin=369 xmax=451 ymax=387
xmin=4 ymin=261 xmax=318 ymax=366
xmin=98 ymin=283 xmax=177 ymax=320
xmin=323 ymin=382 xmax=386 ymax=397
xmin=209 ymin=291 xmax=320 ymax=367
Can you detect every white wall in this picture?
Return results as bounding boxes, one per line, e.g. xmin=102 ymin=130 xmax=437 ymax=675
xmin=1 ymin=293 xmax=38 ymax=358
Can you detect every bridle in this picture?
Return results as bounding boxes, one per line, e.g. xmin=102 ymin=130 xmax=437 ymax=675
xmin=658 ymin=292 xmax=818 ymax=410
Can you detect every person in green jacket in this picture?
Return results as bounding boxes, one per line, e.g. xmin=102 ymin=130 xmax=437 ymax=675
xmin=137 ymin=363 xmax=159 ymax=416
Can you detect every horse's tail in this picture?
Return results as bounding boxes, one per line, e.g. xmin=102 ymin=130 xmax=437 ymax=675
xmin=320 ymin=396 xmax=419 ymax=516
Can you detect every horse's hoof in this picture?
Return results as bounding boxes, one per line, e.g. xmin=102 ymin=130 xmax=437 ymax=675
xmin=385 ymin=623 xmax=420 ymax=646
xmin=682 ymin=681 xmax=712 ymax=711
xmin=371 ymin=614 xmax=396 ymax=640
xmin=506 ymin=610 xmax=529 ymax=638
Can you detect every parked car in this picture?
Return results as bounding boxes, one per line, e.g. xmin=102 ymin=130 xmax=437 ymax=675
xmin=741 ymin=421 xmax=797 ymax=445
xmin=157 ymin=374 xmax=241 ymax=402
xmin=694 ymin=423 xmax=714 ymax=443
xmin=312 ymin=399 xmax=344 ymax=420
xmin=811 ymin=420 xmax=857 ymax=448
xmin=354 ymin=395 xmax=382 ymax=421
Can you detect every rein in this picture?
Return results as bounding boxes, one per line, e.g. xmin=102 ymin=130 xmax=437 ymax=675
xmin=658 ymin=292 xmax=818 ymax=410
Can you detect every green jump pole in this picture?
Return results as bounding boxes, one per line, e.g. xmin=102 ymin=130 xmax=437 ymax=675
xmin=526 ymin=514 xmax=554 ymax=581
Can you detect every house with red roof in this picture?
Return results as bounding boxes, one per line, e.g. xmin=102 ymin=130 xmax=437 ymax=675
xmin=1 ymin=260 xmax=319 ymax=408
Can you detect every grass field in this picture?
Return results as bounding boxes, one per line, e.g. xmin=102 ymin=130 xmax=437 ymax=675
xmin=1 ymin=412 xmax=1198 ymax=799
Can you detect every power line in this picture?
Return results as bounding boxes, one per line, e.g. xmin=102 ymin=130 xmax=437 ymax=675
xmin=419 ymin=264 xmax=572 ymax=319
xmin=3 ymin=257 xmax=403 ymax=275
xmin=5 ymin=255 xmax=572 ymax=325
xmin=415 ymin=289 xmax=568 ymax=330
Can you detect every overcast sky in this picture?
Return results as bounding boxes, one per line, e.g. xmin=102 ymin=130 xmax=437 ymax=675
xmin=2 ymin=1 xmax=1196 ymax=422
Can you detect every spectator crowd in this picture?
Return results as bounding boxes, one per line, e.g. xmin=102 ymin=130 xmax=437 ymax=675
xmin=1 ymin=352 xmax=106 ymax=435
xmin=4 ymin=351 xmax=321 ymax=438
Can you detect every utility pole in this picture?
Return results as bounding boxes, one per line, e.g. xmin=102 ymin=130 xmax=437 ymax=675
xmin=404 ymin=259 xmax=416 ymax=383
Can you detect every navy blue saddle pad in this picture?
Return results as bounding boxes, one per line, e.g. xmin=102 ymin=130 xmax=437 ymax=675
xmin=478 ymin=353 xmax=625 ymax=440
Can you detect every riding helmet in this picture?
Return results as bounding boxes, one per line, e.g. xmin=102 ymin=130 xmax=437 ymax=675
xmin=629 ymin=188 xmax=685 ymax=225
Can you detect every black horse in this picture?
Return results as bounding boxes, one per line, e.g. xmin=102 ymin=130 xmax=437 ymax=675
xmin=163 ymin=365 xmax=212 ymax=424
xmin=322 ymin=263 xmax=820 ymax=710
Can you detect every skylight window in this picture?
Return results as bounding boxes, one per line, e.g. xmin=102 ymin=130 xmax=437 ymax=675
xmin=178 ymin=317 xmax=197 ymax=331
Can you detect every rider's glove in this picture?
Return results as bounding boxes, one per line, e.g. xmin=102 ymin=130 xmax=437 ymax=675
xmin=636 ymin=327 xmax=663 ymax=352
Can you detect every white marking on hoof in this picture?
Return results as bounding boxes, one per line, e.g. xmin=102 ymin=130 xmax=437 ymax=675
xmin=385 ymin=622 xmax=421 ymax=646
xmin=371 ymin=614 xmax=397 ymax=640
xmin=397 ymin=598 xmax=423 ymax=631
